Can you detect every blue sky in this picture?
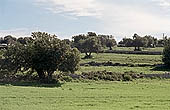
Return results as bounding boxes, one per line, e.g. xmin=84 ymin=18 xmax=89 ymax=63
xmin=1 ymin=0 xmax=170 ymax=41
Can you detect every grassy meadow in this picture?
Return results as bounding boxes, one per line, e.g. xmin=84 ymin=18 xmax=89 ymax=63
xmin=78 ymin=53 xmax=170 ymax=74
xmin=111 ymin=47 xmax=164 ymax=52
xmin=1 ymin=48 xmax=170 ymax=110
xmin=80 ymin=53 xmax=162 ymax=64
xmin=0 ymin=80 xmax=170 ymax=110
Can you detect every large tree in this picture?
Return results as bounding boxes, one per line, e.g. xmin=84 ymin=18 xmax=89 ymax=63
xmin=72 ymin=32 xmax=102 ymax=58
xmin=132 ymin=34 xmax=148 ymax=51
xmin=144 ymin=35 xmax=158 ymax=48
xmin=106 ymin=38 xmax=117 ymax=50
xmin=118 ymin=38 xmax=133 ymax=47
xmin=98 ymin=35 xmax=117 ymax=50
xmin=2 ymin=32 xmax=80 ymax=81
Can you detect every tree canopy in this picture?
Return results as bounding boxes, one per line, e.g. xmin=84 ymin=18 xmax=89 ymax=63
xmin=1 ymin=32 xmax=80 ymax=81
xmin=72 ymin=32 xmax=117 ymax=58
xmin=72 ymin=32 xmax=102 ymax=58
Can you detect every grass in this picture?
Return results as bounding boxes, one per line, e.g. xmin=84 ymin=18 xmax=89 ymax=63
xmin=80 ymin=53 xmax=162 ymax=65
xmin=0 ymin=80 xmax=170 ymax=110
xmin=0 ymin=49 xmax=169 ymax=110
xmin=76 ymin=66 xmax=169 ymax=74
xmin=78 ymin=53 xmax=166 ymax=74
xmin=111 ymin=47 xmax=164 ymax=52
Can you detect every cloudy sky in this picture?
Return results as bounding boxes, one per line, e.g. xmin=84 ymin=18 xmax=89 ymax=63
xmin=1 ymin=0 xmax=170 ymax=40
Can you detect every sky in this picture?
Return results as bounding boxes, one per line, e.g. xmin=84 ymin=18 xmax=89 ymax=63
xmin=1 ymin=0 xmax=170 ymax=41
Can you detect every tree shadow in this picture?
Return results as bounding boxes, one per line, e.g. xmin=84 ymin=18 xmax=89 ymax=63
xmin=0 ymin=81 xmax=64 ymax=88
xmin=151 ymin=65 xmax=170 ymax=72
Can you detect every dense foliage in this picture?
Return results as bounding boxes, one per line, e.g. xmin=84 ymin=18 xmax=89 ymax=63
xmin=162 ymin=38 xmax=170 ymax=66
xmin=72 ymin=32 xmax=117 ymax=58
xmin=118 ymin=34 xmax=161 ymax=51
xmin=1 ymin=32 xmax=80 ymax=81
xmin=72 ymin=32 xmax=102 ymax=58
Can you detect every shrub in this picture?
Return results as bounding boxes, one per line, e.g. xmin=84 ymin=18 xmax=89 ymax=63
xmin=123 ymin=74 xmax=133 ymax=81
xmin=162 ymin=39 xmax=170 ymax=66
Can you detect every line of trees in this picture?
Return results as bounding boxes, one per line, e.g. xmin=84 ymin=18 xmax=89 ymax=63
xmin=0 ymin=33 xmax=167 ymax=51
xmin=0 ymin=32 xmax=118 ymax=59
xmin=0 ymin=31 xmax=170 ymax=82
xmin=0 ymin=32 xmax=168 ymax=55
xmin=118 ymin=33 xmax=167 ymax=51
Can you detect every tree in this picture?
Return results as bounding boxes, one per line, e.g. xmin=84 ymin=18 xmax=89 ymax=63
xmin=87 ymin=32 xmax=97 ymax=36
xmin=72 ymin=32 xmax=102 ymax=58
xmin=17 ymin=37 xmax=27 ymax=44
xmin=0 ymin=37 xmax=4 ymax=44
xmin=62 ymin=39 xmax=72 ymax=47
xmin=144 ymin=35 xmax=158 ymax=48
xmin=132 ymin=34 xmax=148 ymax=51
xmin=98 ymin=35 xmax=108 ymax=47
xmin=162 ymin=38 xmax=170 ymax=66
xmin=2 ymin=32 xmax=80 ymax=81
xmin=118 ymin=38 xmax=133 ymax=47
xmin=153 ymin=38 xmax=158 ymax=48
xmin=106 ymin=38 xmax=117 ymax=50
xmin=58 ymin=48 xmax=80 ymax=73
xmin=4 ymin=35 xmax=17 ymax=45
xmin=98 ymin=35 xmax=117 ymax=50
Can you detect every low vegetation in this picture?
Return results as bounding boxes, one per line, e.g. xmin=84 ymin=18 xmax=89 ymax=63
xmin=80 ymin=53 xmax=162 ymax=64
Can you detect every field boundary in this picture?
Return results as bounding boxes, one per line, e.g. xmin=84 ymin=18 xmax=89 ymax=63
xmin=80 ymin=61 xmax=157 ymax=67
xmin=100 ymin=50 xmax=162 ymax=55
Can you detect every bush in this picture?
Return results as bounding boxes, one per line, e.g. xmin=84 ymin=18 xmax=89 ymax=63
xmin=82 ymin=71 xmax=125 ymax=81
xmin=123 ymin=74 xmax=133 ymax=81
xmin=162 ymin=40 xmax=170 ymax=66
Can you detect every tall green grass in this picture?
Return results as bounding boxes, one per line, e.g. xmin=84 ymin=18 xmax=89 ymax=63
xmin=111 ymin=47 xmax=163 ymax=52
xmin=80 ymin=53 xmax=162 ymax=65
xmin=0 ymin=80 xmax=170 ymax=110
xmin=76 ymin=66 xmax=168 ymax=74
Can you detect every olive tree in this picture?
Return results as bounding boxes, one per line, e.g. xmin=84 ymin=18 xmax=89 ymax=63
xmin=132 ymin=34 xmax=148 ymax=51
xmin=72 ymin=32 xmax=102 ymax=58
xmin=98 ymin=35 xmax=117 ymax=50
xmin=2 ymin=32 xmax=80 ymax=81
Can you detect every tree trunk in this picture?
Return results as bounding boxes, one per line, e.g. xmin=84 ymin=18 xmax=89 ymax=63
xmin=36 ymin=69 xmax=45 ymax=80
xmin=89 ymin=52 xmax=92 ymax=57
xmin=138 ymin=47 xmax=140 ymax=51
xmin=85 ymin=52 xmax=92 ymax=59
xmin=85 ymin=52 xmax=88 ymax=57
xmin=47 ymin=70 xmax=53 ymax=81
xmin=109 ymin=46 xmax=112 ymax=50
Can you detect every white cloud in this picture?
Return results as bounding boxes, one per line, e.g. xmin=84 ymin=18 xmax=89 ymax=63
xmin=0 ymin=28 xmax=32 ymax=38
xmin=153 ymin=0 xmax=170 ymax=7
xmin=24 ymin=0 xmax=169 ymax=41
xmin=35 ymin=0 xmax=103 ymax=18
xmin=100 ymin=3 xmax=170 ymax=39
xmin=0 ymin=28 xmax=72 ymax=40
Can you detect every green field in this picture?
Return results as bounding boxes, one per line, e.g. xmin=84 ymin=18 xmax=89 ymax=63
xmin=80 ymin=53 xmax=162 ymax=64
xmin=0 ymin=80 xmax=170 ymax=110
xmin=77 ymin=66 xmax=167 ymax=74
xmin=78 ymin=53 xmax=168 ymax=74
xmin=111 ymin=47 xmax=164 ymax=52
xmin=0 ymin=49 xmax=170 ymax=110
